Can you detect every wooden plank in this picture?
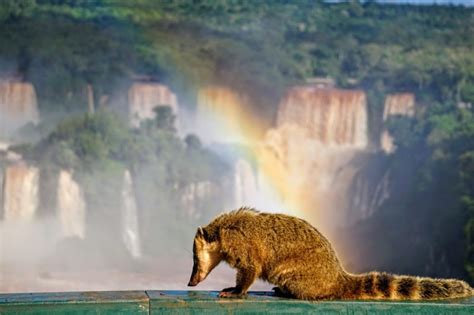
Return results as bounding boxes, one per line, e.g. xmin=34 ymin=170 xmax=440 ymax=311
xmin=0 ymin=290 xmax=149 ymax=315
xmin=0 ymin=290 xmax=472 ymax=314
xmin=148 ymin=290 xmax=474 ymax=315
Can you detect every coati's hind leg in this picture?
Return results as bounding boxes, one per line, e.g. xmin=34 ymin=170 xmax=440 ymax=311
xmin=219 ymin=267 xmax=260 ymax=298
xmin=269 ymin=256 xmax=344 ymax=300
xmin=281 ymin=274 xmax=344 ymax=300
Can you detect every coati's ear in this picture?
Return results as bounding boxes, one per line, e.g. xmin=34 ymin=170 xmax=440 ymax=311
xmin=196 ymin=226 xmax=209 ymax=241
xmin=197 ymin=226 xmax=204 ymax=237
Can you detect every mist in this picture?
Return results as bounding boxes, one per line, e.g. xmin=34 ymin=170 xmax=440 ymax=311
xmin=0 ymin=80 xmax=282 ymax=293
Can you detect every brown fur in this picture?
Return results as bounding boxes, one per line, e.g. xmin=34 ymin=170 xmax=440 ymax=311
xmin=188 ymin=208 xmax=473 ymax=300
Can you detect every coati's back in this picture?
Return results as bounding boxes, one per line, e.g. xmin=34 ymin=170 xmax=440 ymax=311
xmin=191 ymin=208 xmax=473 ymax=300
xmin=205 ymin=208 xmax=345 ymax=272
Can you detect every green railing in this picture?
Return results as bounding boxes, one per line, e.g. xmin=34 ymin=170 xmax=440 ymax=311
xmin=0 ymin=290 xmax=473 ymax=314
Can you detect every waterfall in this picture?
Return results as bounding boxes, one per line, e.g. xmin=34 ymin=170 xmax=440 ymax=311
xmin=128 ymin=82 xmax=179 ymax=128
xmin=262 ymin=87 xmax=369 ymax=229
xmin=56 ymin=170 xmax=86 ymax=239
xmin=2 ymin=163 xmax=39 ymax=221
xmin=381 ymin=93 xmax=416 ymax=153
xmin=121 ymin=170 xmax=141 ymax=258
xmin=0 ymin=80 xmax=39 ymax=136
xmin=181 ymin=181 xmax=216 ymax=219
xmin=276 ymin=87 xmax=368 ymax=148
xmin=346 ymin=93 xmax=416 ymax=223
xmin=233 ymin=159 xmax=258 ymax=207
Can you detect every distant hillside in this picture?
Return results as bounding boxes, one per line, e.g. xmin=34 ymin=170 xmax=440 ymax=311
xmin=0 ymin=1 xmax=473 ymax=117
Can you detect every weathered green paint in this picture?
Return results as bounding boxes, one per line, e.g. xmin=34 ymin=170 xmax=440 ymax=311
xmin=0 ymin=290 xmax=472 ymax=314
xmin=0 ymin=290 xmax=149 ymax=314
xmin=148 ymin=290 xmax=474 ymax=315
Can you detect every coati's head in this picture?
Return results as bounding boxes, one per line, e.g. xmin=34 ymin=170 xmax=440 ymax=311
xmin=188 ymin=226 xmax=222 ymax=286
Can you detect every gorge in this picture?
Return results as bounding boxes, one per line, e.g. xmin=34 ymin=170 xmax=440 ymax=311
xmin=0 ymin=76 xmax=460 ymax=292
xmin=0 ymin=79 xmax=415 ymax=243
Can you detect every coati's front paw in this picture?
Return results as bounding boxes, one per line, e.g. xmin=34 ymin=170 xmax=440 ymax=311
xmin=218 ymin=288 xmax=247 ymax=298
xmin=220 ymin=287 xmax=236 ymax=292
xmin=272 ymin=286 xmax=293 ymax=298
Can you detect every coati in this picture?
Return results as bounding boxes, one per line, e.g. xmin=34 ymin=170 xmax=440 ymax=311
xmin=188 ymin=207 xmax=473 ymax=300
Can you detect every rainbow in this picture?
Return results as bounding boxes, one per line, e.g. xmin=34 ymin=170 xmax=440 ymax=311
xmin=196 ymin=86 xmax=314 ymax=219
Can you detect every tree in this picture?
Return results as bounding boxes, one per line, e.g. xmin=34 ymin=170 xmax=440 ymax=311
xmin=185 ymin=134 xmax=202 ymax=150
xmin=153 ymin=105 xmax=176 ymax=132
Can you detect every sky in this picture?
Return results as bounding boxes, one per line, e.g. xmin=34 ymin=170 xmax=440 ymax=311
xmin=324 ymin=0 xmax=474 ymax=6
xmin=371 ymin=0 xmax=474 ymax=5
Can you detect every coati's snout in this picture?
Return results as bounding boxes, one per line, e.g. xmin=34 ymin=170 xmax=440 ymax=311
xmin=188 ymin=262 xmax=200 ymax=286
xmin=188 ymin=226 xmax=222 ymax=287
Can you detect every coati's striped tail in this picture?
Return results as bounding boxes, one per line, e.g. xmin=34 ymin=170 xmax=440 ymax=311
xmin=346 ymin=272 xmax=473 ymax=300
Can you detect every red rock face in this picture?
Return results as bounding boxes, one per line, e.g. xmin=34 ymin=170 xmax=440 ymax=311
xmin=0 ymin=81 xmax=39 ymax=135
xmin=128 ymin=83 xmax=178 ymax=127
xmin=277 ymin=87 xmax=368 ymax=148
xmin=381 ymin=93 xmax=416 ymax=153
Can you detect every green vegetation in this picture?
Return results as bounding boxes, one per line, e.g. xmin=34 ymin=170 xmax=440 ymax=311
xmin=2 ymin=1 xmax=473 ymax=123
xmin=1 ymin=1 xmax=473 ymax=281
